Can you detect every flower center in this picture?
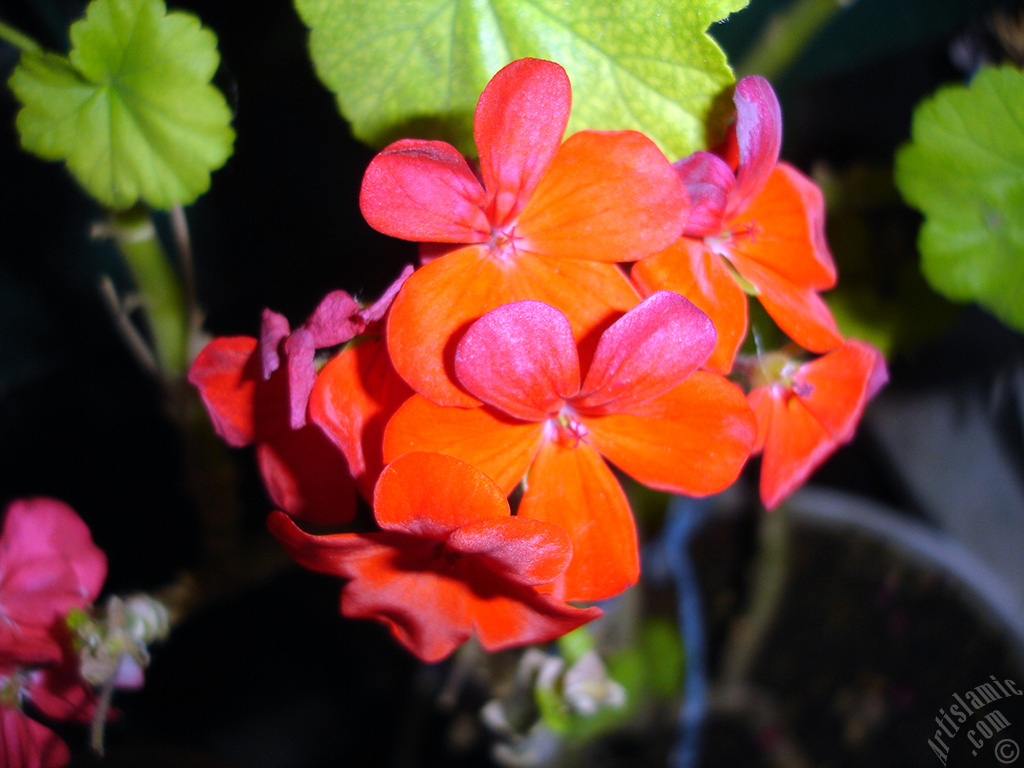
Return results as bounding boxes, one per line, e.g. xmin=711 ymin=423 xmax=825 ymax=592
xmin=545 ymin=406 xmax=589 ymax=448
xmin=487 ymin=225 xmax=520 ymax=263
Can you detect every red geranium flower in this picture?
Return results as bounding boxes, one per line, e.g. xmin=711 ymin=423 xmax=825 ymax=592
xmin=633 ymin=75 xmax=842 ymax=373
xmin=269 ymin=452 xmax=600 ymax=663
xmin=383 ymin=293 xmax=756 ymax=602
xmin=360 ymin=57 xmax=688 ymax=406
xmin=188 ymin=269 xmax=411 ymax=524
xmin=746 ymin=340 xmax=888 ymax=509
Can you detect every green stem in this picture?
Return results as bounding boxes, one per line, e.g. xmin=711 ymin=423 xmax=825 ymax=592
xmin=737 ymin=0 xmax=852 ymax=81
xmin=0 ymin=20 xmax=44 ymax=54
xmin=107 ymin=207 xmax=189 ymax=378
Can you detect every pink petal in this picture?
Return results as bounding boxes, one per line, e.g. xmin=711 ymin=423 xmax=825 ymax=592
xmin=259 ymin=309 xmax=291 ymax=380
xmin=302 ymin=290 xmax=363 ymax=347
xmin=284 ymin=328 xmax=317 ymax=430
xmin=475 ymin=58 xmax=571 ymax=227
xmin=518 ymin=441 xmax=639 ymax=602
xmin=455 ymin=300 xmax=580 ymax=421
xmin=674 ymin=151 xmax=733 ymax=236
xmin=1 ymin=498 xmax=106 ymax=605
xmin=730 ymin=76 xmax=782 ymax=215
xmin=0 ymin=706 xmax=69 ymax=768
xmin=359 ymin=264 xmax=415 ymax=324
xmin=576 ymin=291 xmax=715 ymax=412
xmin=360 ymin=139 xmax=490 ymax=242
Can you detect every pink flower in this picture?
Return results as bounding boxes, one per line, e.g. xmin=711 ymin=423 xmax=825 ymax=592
xmin=0 ymin=499 xmax=106 ymax=667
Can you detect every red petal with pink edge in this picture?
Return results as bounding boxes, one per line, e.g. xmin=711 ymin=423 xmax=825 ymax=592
xmin=383 ymin=394 xmax=543 ymax=496
xmin=731 ymin=163 xmax=836 ymax=289
xmin=373 ymin=452 xmax=511 ymax=539
xmin=675 ymin=151 xmax=733 ymax=236
xmin=448 ymin=516 xmax=572 ymax=586
xmin=0 ymin=706 xmax=70 ymax=768
xmin=309 ymin=336 xmax=412 ymax=500
xmin=518 ymin=440 xmax=639 ymax=602
xmin=188 ymin=336 xmax=259 ymax=447
xmin=583 ymin=371 xmax=756 ymax=495
xmin=475 ymin=58 xmax=571 ymax=227
xmin=455 ymin=300 xmax=579 ymax=421
xmin=791 ymin=340 xmax=888 ymax=440
xmin=517 ymin=130 xmax=688 ymax=262
xmin=257 ymin=425 xmax=357 ymax=527
xmin=729 ymin=254 xmax=843 ymax=354
xmin=631 ymin=238 xmax=748 ymax=374
xmin=577 ymin=291 xmax=715 ymax=412
xmin=730 ymin=75 xmax=782 ymax=215
xmin=360 ymin=139 xmax=490 ymax=242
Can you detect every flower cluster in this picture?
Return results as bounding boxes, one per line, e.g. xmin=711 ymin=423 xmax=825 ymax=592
xmin=191 ymin=58 xmax=886 ymax=662
xmin=0 ymin=498 xmax=106 ymax=767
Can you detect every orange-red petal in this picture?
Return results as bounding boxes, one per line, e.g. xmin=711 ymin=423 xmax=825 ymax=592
xmin=749 ymin=340 xmax=887 ymax=509
xmin=729 ymin=252 xmax=843 ymax=354
xmin=583 ymin=371 xmax=756 ymax=495
xmin=373 ymin=452 xmax=510 ymax=538
xmin=518 ymin=440 xmax=639 ymax=602
xmin=517 ymin=130 xmax=687 ymax=262
xmin=631 ymin=238 xmax=748 ymax=374
xmin=382 ymin=394 xmax=544 ymax=495
xmin=309 ymin=336 xmax=413 ymax=500
xmin=728 ymin=163 xmax=836 ymax=290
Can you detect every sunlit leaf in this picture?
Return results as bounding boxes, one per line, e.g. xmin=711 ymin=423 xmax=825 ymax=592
xmin=895 ymin=65 xmax=1024 ymax=331
xmin=295 ymin=0 xmax=747 ymax=159
xmin=8 ymin=0 xmax=235 ymax=210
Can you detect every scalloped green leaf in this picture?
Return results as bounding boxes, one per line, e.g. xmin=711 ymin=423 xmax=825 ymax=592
xmin=895 ymin=65 xmax=1024 ymax=331
xmin=8 ymin=0 xmax=235 ymax=210
xmin=295 ymin=0 xmax=747 ymax=160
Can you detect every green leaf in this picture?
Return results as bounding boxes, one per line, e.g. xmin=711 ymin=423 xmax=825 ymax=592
xmin=8 ymin=0 xmax=235 ymax=210
xmin=295 ymin=0 xmax=747 ymax=159
xmin=895 ymin=65 xmax=1024 ymax=331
